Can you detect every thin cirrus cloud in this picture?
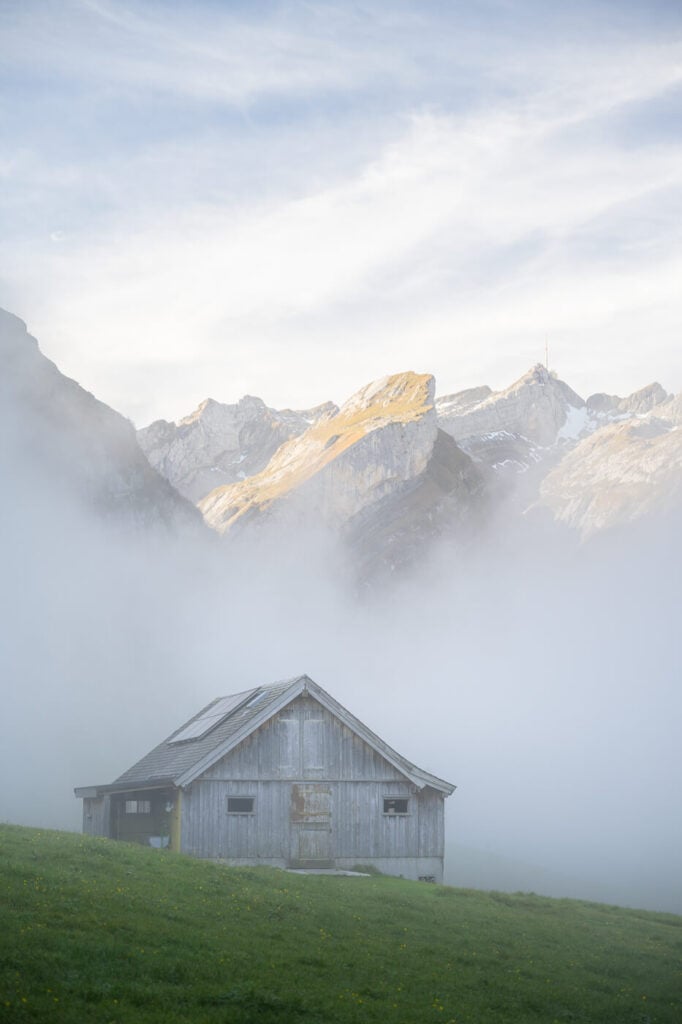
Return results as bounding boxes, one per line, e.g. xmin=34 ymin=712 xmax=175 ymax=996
xmin=1 ymin=1 xmax=681 ymax=422
xmin=1 ymin=0 xmax=402 ymax=105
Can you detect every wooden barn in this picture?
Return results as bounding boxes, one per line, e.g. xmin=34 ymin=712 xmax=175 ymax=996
xmin=75 ymin=675 xmax=455 ymax=882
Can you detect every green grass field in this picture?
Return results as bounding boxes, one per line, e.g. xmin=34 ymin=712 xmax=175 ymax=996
xmin=1 ymin=824 xmax=680 ymax=1023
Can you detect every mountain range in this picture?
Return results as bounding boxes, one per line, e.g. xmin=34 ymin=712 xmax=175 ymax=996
xmin=138 ymin=354 xmax=681 ymax=564
xmin=3 ymin=306 xmax=680 ymax=573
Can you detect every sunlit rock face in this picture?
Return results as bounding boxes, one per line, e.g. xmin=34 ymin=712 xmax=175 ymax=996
xmin=200 ymin=373 xmax=438 ymax=530
xmin=0 ymin=308 xmax=200 ymax=532
xmin=138 ymin=396 xmax=337 ymax=503
xmin=198 ymin=372 xmax=488 ymax=566
xmin=538 ymin=407 xmax=682 ymax=538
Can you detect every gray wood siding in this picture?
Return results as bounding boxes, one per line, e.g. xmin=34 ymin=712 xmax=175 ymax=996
xmin=181 ymin=779 xmax=443 ymax=865
xmin=182 ymin=780 xmax=291 ymax=860
xmin=202 ymin=697 xmax=406 ymax=783
xmin=334 ymin=782 xmax=412 ymax=858
xmin=82 ymin=795 xmax=110 ymax=837
xmin=417 ymin=787 xmax=444 ymax=859
xmin=179 ymin=695 xmax=446 ymax=879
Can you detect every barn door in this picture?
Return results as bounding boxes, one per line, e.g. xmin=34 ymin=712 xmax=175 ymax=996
xmin=290 ymin=784 xmax=333 ymax=867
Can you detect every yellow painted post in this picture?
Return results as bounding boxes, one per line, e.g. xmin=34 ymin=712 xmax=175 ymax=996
xmin=170 ymin=790 xmax=182 ymax=852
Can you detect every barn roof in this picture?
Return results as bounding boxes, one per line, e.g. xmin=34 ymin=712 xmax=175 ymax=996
xmin=75 ymin=675 xmax=455 ymax=796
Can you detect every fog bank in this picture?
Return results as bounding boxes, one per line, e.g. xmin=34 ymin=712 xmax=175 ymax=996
xmin=1 ymin=408 xmax=680 ymax=915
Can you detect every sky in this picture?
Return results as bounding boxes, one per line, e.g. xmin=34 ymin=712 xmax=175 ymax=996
xmin=1 ymin=0 xmax=682 ymax=424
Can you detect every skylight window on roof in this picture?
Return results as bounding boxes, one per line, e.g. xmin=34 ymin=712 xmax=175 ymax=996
xmin=168 ymin=690 xmax=257 ymax=744
xmin=244 ymin=689 xmax=269 ymax=708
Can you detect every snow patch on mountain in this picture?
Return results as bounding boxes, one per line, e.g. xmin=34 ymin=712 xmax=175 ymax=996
xmin=557 ymin=405 xmax=589 ymax=442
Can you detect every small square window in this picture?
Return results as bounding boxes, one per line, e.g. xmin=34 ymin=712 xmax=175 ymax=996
xmin=383 ymin=798 xmax=409 ymax=815
xmin=227 ymin=797 xmax=255 ymax=814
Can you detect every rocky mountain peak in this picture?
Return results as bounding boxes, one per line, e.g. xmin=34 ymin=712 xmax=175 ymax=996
xmin=289 ymin=400 xmax=339 ymax=423
xmin=617 ymin=382 xmax=669 ymax=415
xmin=585 ymin=392 xmax=619 ymax=414
xmin=586 ymin=382 xmax=669 ymax=418
xmin=177 ymin=394 xmax=270 ymax=429
xmin=493 ymin=363 xmax=584 ymax=415
xmin=516 ymin=362 xmax=552 ymax=386
xmin=339 ymin=371 xmax=435 ymax=419
xmin=138 ymin=393 xmax=327 ymax=503
xmin=177 ymin=397 xmax=223 ymax=426
xmin=199 ymin=371 xmax=439 ymax=534
xmin=437 ymin=363 xmax=584 ymax=451
xmin=237 ymin=394 xmax=268 ymax=413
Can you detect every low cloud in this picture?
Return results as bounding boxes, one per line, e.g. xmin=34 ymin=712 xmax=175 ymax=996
xmin=2 ymin=374 xmax=680 ymax=914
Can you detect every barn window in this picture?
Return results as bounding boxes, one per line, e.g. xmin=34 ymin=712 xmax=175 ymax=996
xmin=227 ymin=797 xmax=255 ymax=814
xmin=383 ymin=798 xmax=409 ymax=815
xmin=125 ymin=800 xmax=151 ymax=814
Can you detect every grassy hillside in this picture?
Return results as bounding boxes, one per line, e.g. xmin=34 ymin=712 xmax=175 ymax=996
xmin=1 ymin=825 xmax=680 ymax=1023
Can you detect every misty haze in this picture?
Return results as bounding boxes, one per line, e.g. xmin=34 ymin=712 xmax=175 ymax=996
xmin=1 ymin=305 xmax=680 ymax=916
